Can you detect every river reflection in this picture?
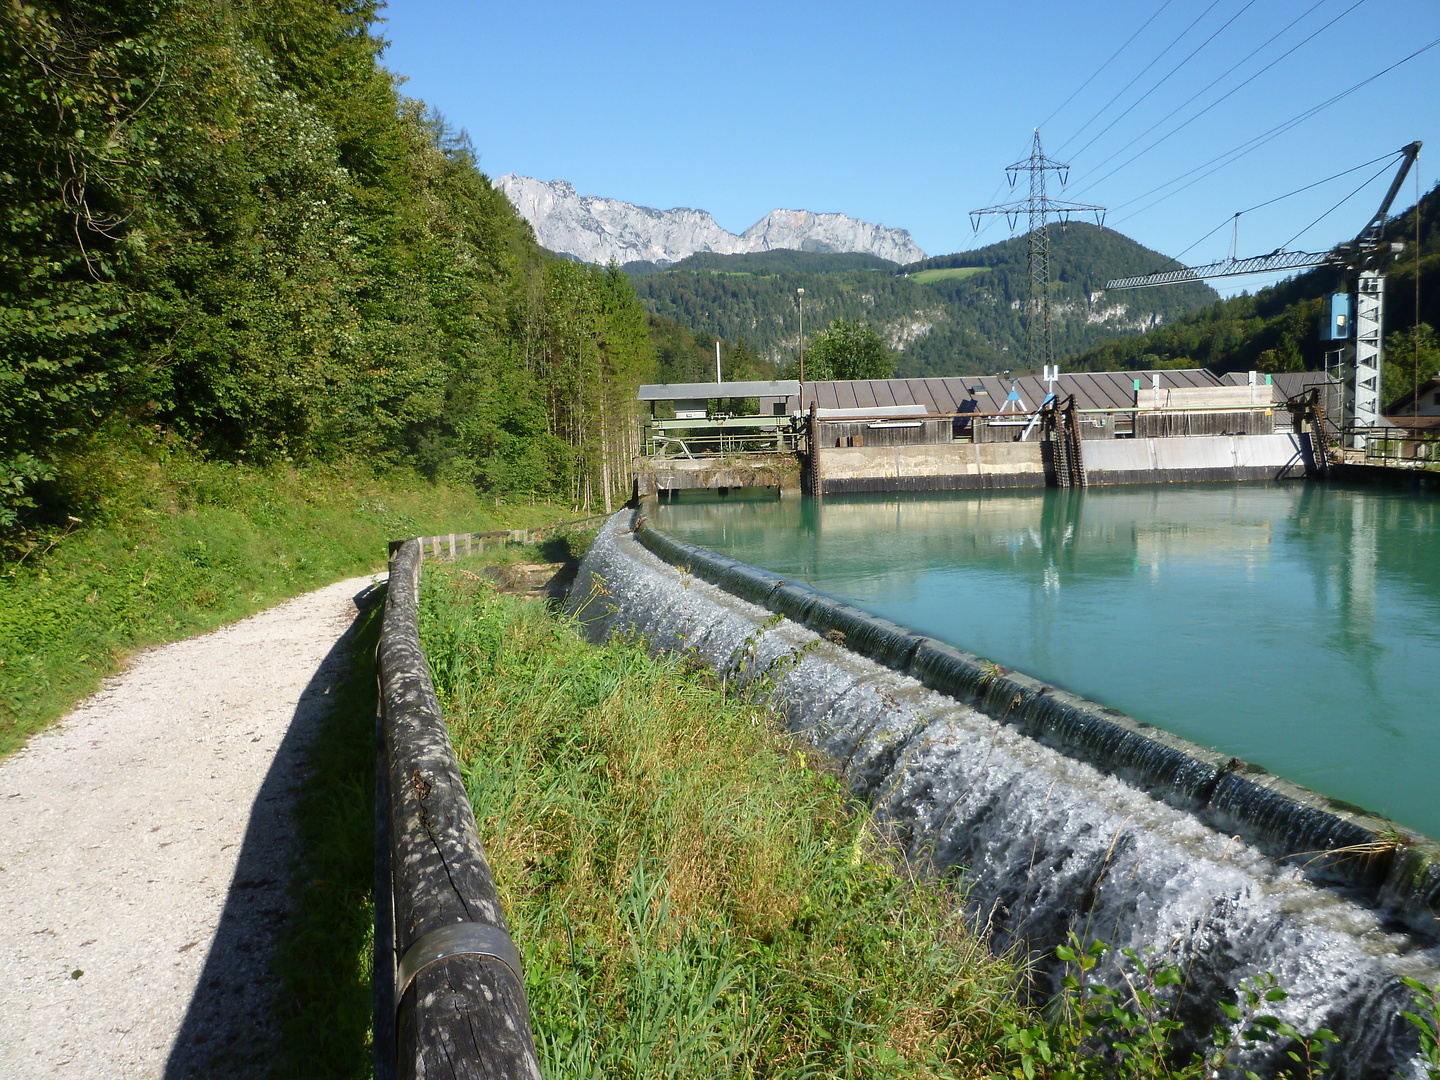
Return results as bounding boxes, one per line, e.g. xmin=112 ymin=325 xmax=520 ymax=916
xmin=654 ymin=483 xmax=1440 ymax=837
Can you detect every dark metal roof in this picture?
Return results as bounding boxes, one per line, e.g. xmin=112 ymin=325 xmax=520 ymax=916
xmin=638 ymin=380 xmax=800 ymax=401
xmin=785 ymin=369 xmax=1266 ymax=414
xmin=1219 ymin=370 xmax=1339 ymax=401
xmin=1385 ymin=414 xmax=1440 ymax=430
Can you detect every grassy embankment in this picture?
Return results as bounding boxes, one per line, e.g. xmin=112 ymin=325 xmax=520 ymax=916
xmin=0 ymin=441 xmax=562 ymax=758
xmin=418 ymin=555 xmax=1028 ymax=1078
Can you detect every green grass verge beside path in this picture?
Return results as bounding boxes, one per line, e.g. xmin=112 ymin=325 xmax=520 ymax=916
xmin=0 ymin=443 xmax=565 ymax=758
xmin=416 ymin=552 xmax=1440 ymax=1079
xmin=420 ymin=558 xmax=1025 ymax=1078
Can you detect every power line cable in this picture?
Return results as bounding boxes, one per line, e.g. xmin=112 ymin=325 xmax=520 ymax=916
xmin=1072 ymin=0 xmax=1341 ymax=192
xmin=1166 ymin=152 xmax=1401 ymax=266
xmin=1167 ymin=217 xmax=1236 ymax=267
xmin=1037 ymin=0 xmax=1177 ymax=132
xmin=1243 ymin=152 xmax=1398 ymax=222
xmin=1077 ymin=0 xmax=1365 ymax=201
xmin=1109 ymin=36 xmax=1440 ymax=224
xmin=1279 ymin=158 xmax=1399 ymax=250
xmin=1055 ymin=0 xmax=1223 ymax=156
xmin=1067 ymin=0 xmax=1260 ymax=163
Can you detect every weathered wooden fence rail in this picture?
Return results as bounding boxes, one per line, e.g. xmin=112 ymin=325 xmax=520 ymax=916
xmin=375 ymin=538 xmax=541 ymax=1080
xmin=393 ymin=513 xmax=612 ymax=561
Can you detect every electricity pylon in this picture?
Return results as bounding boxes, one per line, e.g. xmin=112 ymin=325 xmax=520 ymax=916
xmin=971 ymin=130 xmax=1106 ymax=372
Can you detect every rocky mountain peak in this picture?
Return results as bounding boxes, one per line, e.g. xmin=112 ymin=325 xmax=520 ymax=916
xmin=495 ymin=174 xmax=926 ymax=266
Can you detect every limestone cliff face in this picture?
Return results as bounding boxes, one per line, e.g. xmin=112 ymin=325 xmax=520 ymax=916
xmin=740 ymin=209 xmax=924 ymax=264
xmin=495 ymin=175 xmax=926 ymax=266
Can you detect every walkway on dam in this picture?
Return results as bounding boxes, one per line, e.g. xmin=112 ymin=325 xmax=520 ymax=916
xmin=0 ymin=574 xmax=380 ymax=1080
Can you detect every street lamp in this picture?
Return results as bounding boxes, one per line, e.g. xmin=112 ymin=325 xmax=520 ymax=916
xmin=797 ymin=287 xmax=806 ymax=385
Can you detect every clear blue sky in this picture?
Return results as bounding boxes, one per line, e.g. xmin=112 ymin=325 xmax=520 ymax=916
xmin=379 ymin=0 xmax=1437 ymax=289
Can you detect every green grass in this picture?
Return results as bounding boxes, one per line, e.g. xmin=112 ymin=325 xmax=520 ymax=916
xmin=419 ymin=562 xmax=1028 ymax=1078
xmin=909 ymin=267 xmax=989 ymax=285
xmin=0 ymin=439 xmax=565 ymax=757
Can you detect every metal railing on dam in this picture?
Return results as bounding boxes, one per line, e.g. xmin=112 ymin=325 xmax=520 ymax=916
xmin=570 ymin=509 xmax=1440 ymax=1077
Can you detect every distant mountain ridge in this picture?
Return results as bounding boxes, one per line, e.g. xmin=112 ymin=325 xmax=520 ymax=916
xmin=626 ymin=225 xmax=1220 ymax=378
xmin=495 ymin=175 xmax=927 ymax=266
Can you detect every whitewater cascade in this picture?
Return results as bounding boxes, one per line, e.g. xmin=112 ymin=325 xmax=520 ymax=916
xmin=569 ymin=511 xmax=1440 ymax=1078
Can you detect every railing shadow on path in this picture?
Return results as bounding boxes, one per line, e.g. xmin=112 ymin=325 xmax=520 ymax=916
xmin=163 ymin=581 xmax=385 ymax=1080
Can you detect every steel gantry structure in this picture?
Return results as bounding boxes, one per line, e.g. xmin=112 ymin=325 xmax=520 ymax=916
xmin=1106 ymin=141 xmax=1421 ymax=444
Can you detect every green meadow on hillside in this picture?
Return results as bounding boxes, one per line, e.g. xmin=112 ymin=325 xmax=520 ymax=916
xmin=908 ymin=266 xmax=991 ymax=284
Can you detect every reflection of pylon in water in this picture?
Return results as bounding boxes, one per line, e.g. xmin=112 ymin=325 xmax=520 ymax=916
xmin=970 ymin=130 xmax=1106 ymax=371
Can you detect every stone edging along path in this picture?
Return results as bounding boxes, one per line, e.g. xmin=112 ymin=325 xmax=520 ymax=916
xmin=0 ymin=574 xmax=380 ymax=1080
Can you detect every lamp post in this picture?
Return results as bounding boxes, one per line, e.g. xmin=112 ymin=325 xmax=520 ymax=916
xmin=797 ymin=287 xmax=806 ymax=385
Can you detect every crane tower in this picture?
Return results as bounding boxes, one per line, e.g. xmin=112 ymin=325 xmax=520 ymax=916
xmin=1106 ymin=142 xmax=1421 ymax=446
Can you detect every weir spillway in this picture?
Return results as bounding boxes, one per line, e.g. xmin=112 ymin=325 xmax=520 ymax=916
xmin=570 ymin=510 xmax=1440 ymax=1078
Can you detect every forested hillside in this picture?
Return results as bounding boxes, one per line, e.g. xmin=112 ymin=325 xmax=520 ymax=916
xmin=1 ymin=0 xmax=653 ymax=530
xmin=1069 ymin=183 xmax=1440 ymax=408
xmin=626 ymin=225 xmax=1216 ymax=378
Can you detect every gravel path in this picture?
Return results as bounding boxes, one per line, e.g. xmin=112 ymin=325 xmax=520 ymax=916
xmin=0 ymin=573 xmax=384 ymax=1079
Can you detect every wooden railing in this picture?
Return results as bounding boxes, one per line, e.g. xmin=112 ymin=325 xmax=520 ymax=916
xmin=395 ymin=514 xmax=612 ymax=561
xmin=374 ymin=539 xmax=542 ymax=1080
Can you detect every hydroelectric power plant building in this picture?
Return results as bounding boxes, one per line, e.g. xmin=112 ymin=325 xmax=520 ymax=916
xmin=635 ymin=368 xmax=1345 ymax=497
xmin=616 ymin=370 xmax=1440 ymax=1076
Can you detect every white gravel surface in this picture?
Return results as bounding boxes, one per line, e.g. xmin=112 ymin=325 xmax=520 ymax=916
xmin=0 ymin=573 xmax=383 ymax=1080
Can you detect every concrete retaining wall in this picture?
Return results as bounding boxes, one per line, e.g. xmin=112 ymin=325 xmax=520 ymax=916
xmin=1084 ymin=433 xmax=1306 ymax=485
xmin=635 ymin=454 xmax=802 ymax=496
xmin=1331 ymin=461 xmax=1440 ymax=493
xmin=818 ymin=442 xmax=1046 ymax=494
xmin=813 ymin=433 xmax=1308 ymax=494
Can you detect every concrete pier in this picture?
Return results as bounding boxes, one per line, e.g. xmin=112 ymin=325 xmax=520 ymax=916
xmin=633 ymin=453 xmax=802 ymax=498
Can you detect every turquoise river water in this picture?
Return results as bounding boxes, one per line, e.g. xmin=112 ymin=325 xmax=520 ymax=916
xmin=653 ymin=482 xmax=1440 ymax=839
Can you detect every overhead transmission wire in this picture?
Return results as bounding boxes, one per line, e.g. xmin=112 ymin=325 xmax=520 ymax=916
xmin=1278 ymin=157 xmax=1400 ymax=250
xmin=974 ymin=1 xmax=1201 ymax=246
xmin=982 ymin=0 xmax=1177 ymax=250
xmin=1107 ymin=35 xmax=1440 ymax=225
xmin=1069 ymin=0 xmax=1351 ymax=198
xmin=1066 ymin=0 xmax=1261 ymax=164
xmin=1163 ymin=152 xmax=1403 ymax=268
xmin=1055 ymin=0 xmax=1224 ymax=156
xmin=1037 ymin=0 xmax=1177 ymax=133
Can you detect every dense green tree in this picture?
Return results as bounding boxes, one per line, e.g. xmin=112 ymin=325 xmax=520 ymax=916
xmin=0 ymin=0 xmax=657 ymax=527
xmin=1385 ymin=324 xmax=1440 ymax=409
xmin=797 ymin=318 xmax=895 ymax=381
